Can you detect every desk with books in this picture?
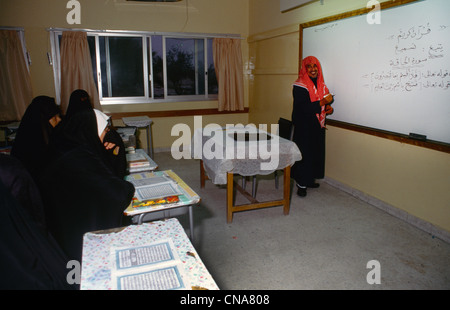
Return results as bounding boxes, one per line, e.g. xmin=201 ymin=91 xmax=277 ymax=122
xmin=80 ymin=218 xmax=218 ymax=290
xmin=123 ymin=170 xmax=200 ymax=241
xmin=126 ymin=148 xmax=158 ymax=173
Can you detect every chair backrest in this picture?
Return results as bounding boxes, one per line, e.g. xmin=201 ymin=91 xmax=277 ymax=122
xmin=277 ymin=118 xmax=294 ymax=140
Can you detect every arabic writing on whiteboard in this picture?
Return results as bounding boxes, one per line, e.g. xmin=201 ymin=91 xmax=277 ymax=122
xmin=362 ymin=22 xmax=450 ymax=92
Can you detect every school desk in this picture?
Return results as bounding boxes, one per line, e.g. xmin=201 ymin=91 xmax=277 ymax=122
xmin=123 ymin=169 xmax=200 ymax=241
xmin=80 ymin=218 xmax=218 ymax=290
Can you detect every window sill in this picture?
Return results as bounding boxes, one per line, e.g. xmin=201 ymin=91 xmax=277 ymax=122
xmin=107 ymin=107 xmax=249 ymax=120
xmin=100 ymin=95 xmax=219 ymax=106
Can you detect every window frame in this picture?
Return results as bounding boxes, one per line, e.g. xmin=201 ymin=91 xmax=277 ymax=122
xmin=163 ymin=35 xmax=210 ymax=101
xmin=48 ymin=29 xmax=238 ymax=106
xmin=92 ymin=32 xmax=149 ymax=104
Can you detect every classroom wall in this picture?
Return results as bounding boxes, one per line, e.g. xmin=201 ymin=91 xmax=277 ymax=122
xmin=0 ymin=0 xmax=250 ymax=148
xmin=248 ymin=0 xmax=450 ymax=235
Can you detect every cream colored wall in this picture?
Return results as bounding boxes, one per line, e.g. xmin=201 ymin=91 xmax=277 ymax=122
xmin=248 ymin=26 xmax=299 ymax=126
xmin=113 ymin=113 xmax=250 ymax=153
xmin=248 ymin=0 xmax=450 ymax=234
xmin=0 ymin=0 xmax=250 ymax=148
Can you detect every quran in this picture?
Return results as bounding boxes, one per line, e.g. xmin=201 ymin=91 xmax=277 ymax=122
xmin=131 ymin=174 xmax=182 ymax=202
xmin=110 ymin=239 xmax=188 ymax=290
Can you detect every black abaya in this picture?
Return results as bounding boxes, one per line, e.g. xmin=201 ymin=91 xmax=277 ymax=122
xmin=0 ymin=159 xmax=73 ymax=290
xmin=63 ymin=89 xmax=127 ymax=178
xmin=291 ymin=85 xmax=326 ymax=186
xmin=0 ymin=154 xmax=48 ymax=231
xmin=11 ymin=96 xmax=60 ymax=182
xmin=40 ymin=110 xmax=134 ymax=262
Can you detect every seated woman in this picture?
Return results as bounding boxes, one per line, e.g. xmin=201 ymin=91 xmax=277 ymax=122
xmin=0 ymin=154 xmax=48 ymax=231
xmin=11 ymin=96 xmax=61 ymax=182
xmin=62 ymin=89 xmax=127 ymax=178
xmin=0 ymin=155 xmax=73 ymax=290
xmin=40 ymin=109 xmax=135 ymax=262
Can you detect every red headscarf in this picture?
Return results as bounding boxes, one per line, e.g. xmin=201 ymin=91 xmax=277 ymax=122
xmin=293 ymin=56 xmax=330 ymax=128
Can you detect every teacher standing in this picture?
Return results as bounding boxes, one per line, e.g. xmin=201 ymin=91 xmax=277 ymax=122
xmin=291 ymin=56 xmax=334 ymax=197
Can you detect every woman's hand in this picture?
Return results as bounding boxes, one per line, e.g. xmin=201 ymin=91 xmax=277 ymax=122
xmin=104 ymin=142 xmax=120 ymax=155
xmin=103 ymin=141 xmax=116 ymax=150
xmin=320 ymin=94 xmax=334 ymax=106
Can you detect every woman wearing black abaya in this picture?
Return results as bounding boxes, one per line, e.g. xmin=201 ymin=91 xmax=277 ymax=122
xmin=291 ymin=56 xmax=334 ymax=197
xmin=65 ymin=89 xmax=93 ymax=117
xmin=0 ymin=154 xmax=48 ymax=231
xmin=40 ymin=109 xmax=134 ymax=262
xmin=0 ymin=155 xmax=73 ymax=290
xmin=62 ymin=89 xmax=127 ymax=178
xmin=11 ymin=96 xmax=61 ymax=182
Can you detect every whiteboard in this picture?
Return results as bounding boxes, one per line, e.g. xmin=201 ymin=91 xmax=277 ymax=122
xmin=302 ymin=0 xmax=450 ymax=144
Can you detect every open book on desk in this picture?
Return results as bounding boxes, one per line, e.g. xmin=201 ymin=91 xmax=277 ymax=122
xmin=123 ymin=170 xmax=201 ymax=217
xmin=128 ymin=174 xmax=172 ymax=188
xmin=110 ymin=238 xmax=190 ymax=290
xmin=128 ymin=174 xmax=182 ymax=202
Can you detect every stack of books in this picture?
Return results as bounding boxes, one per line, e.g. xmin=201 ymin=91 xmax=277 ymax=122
xmin=126 ymin=152 xmax=150 ymax=170
xmin=126 ymin=149 xmax=157 ymax=173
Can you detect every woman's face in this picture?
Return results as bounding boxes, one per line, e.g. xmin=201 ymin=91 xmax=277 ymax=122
xmin=306 ymin=63 xmax=319 ymax=79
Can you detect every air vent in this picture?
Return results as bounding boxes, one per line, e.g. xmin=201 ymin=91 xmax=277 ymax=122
xmin=280 ymin=0 xmax=314 ymax=13
xmin=127 ymin=0 xmax=182 ymax=2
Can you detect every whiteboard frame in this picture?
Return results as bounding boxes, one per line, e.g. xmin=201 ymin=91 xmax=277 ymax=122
xmin=299 ymin=0 xmax=450 ymax=153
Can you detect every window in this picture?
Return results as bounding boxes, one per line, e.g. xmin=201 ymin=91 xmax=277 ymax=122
xmin=50 ymin=30 xmax=221 ymax=105
xmin=95 ymin=36 xmax=145 ymax=98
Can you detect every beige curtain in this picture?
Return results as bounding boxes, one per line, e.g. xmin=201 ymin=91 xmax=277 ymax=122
xmin=60 ymin=31 xmax=100 ymax=114
xmin=213 ymin=38 xmax=244 ymax=111
xmin=0 ymin=30 xmax=33 ymax=121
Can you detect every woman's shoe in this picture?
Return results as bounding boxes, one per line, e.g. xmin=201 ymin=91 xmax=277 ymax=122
xmin=297 ymin=186 xmax=307 ymax=197
xmin=307 ymin=183 xmax=320 ymax=188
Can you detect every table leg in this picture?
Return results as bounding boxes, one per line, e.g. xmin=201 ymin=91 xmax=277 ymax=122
xmin=137 ymin=213 xmax=145 ymax=225
xmin=226 ymin=172 xmax=234 ymax=223
xmin=283 ymin=166 xmax=291 ymax=215
xmin=200 ymin=160 xmax=206 ymax=188
xmin=146 ymin=124 xmax=153 ymax=158
xmin=200 ymin=160 xmax=211 ymax=187
xmin=252 ymin=176 xmax=256 ymax=197
xmin=189 ymin=205 xmax=194 ymax=242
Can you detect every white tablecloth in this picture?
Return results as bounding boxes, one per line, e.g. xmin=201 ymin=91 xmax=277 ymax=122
xmin=122 ymin=116 xmax=152 ymax=127
xmin=190 ymin=126 xmax=302 ymax=185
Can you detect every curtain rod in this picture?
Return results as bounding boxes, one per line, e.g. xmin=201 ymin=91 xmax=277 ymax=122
xmin=0 ymin=26 xmax=24 ymax=31
xmin=46 ymin=27 xmax=243 ymax=39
